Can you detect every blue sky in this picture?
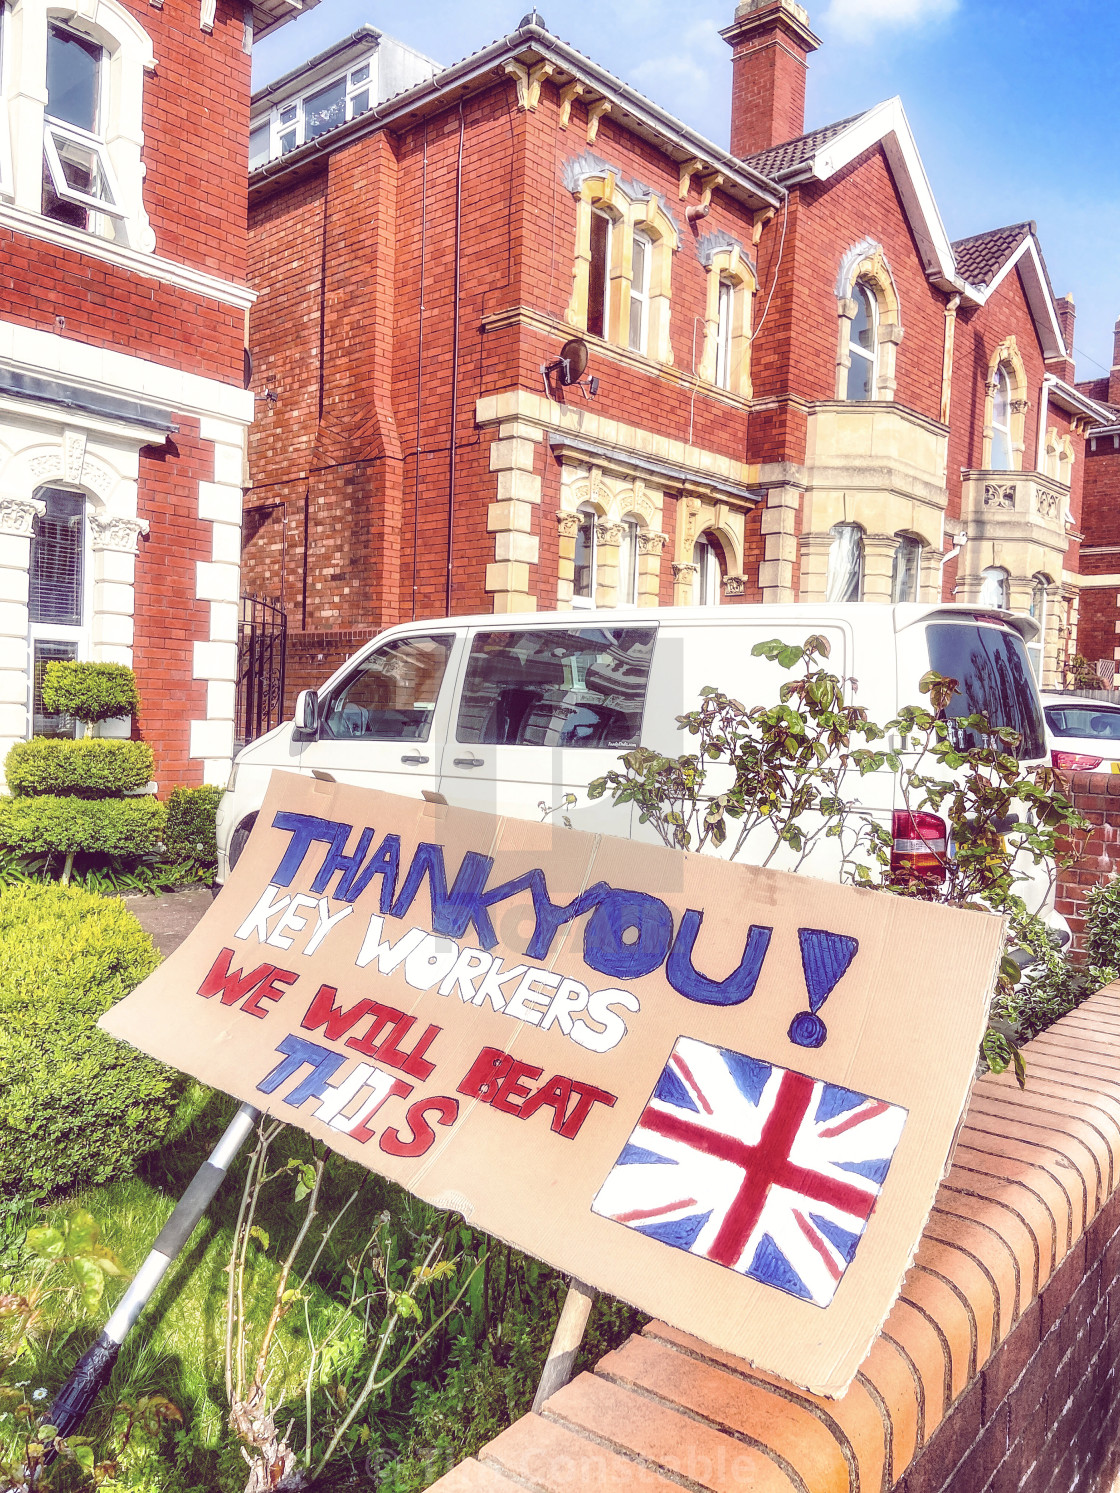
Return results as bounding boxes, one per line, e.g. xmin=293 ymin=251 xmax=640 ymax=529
xmin=255 ymin=0 xmax=1120 ymax=380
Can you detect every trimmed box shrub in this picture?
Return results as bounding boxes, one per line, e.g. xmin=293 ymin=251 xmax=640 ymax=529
xmin=164 ymin=784 xmax=222 ymax=867
xmin=4 ymin=738 xmax=154 ymax=798
xmin=41 ymin=661 xmax=140 ymax=725
xmin=0 ymin=794 xmax=166 ymax=859
xmin=0 ymin=883 xmax=176 ymax=1197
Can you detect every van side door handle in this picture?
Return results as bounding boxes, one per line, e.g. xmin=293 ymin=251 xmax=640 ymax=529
xmin=454 ymin=756 xmax=485 ymax=769
xmin=401 ymin=753 xmax=430 ymax=766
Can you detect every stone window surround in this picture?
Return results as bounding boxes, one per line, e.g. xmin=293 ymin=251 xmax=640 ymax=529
xmin=0 ymin=321 xmax=252 ymax=788
xmin=696 ymin=229 xmax=756 ymax=399
xmin=2 ymin=0 xmax=156 ymax=253
xmin=556 ymin=463 xmax=666 ymax=611
xmin=834 ymin=237 xmax=905 ymax=402
xmin=981 ymin=334 xmax=1030 ymax=472
xmin=563 ymin=151 xmax=679 ymax=366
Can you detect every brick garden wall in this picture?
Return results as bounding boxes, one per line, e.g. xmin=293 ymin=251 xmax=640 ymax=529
xmin=432 ymin=984 xmax=1120 ymax=1493
xmin=1056 ymin=769 xmax=1120 ymax=959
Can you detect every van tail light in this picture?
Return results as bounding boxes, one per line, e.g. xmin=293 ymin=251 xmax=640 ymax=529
xmin=1052 ymin=750 xmax=1104 ymax=771
xmin=891 ymin=811 xmax=948 ymax=882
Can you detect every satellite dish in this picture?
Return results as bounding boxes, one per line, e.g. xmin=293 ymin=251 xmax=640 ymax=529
xmin=558 ymin=338 xmax=589 ymax=385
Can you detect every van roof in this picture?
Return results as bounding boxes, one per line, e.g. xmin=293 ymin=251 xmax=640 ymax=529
xmin=383 ymin=603 xmax=1040 ymax=642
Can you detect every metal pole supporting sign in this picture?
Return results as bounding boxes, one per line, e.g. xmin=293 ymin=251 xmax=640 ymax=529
xmin=43 ymin=1103 xmax=261 ymax=1456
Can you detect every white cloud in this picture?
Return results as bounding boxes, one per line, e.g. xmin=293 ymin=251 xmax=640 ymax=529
xmin=821 ymin=0 xmax=959 ymax=38
xmin=629 ymin=18 xmax=729 ymax=121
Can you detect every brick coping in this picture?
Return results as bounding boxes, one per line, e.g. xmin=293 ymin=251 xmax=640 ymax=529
xmin=430 ymin=984 xmax=1120 ymax=1493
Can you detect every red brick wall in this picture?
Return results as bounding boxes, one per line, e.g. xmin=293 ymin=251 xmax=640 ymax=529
xmin=131 ymin=421 xmax=214 ymax=787
xmin=1055 ymin=769 xmax=1120 ymax=957
xmin=1078 ymin=438 xmax=1120 ymax=666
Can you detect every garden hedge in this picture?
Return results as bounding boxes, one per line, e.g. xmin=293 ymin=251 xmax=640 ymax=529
xmin=0 ymin=794 xmax=166 ymax=858
xmin=164 ymin=784 xmax=222 ymax=866
xmin=41 ymin=660 xmax=140 ymax=724
xmin=4 ymin=737 xmax=153 ymax=797
xmin=0 ymin=883 xmax=176 ymax=1196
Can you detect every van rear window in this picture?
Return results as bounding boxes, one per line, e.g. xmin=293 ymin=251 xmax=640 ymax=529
xmin=925 ymin=624 xmax=1045 ymax=760
xmin=457 ymin=627 xmax=655 ymax=748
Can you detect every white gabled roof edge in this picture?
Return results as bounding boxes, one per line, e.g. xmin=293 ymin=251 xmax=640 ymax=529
xmin=789 ymin=98 xmax=958 ymax=288
xmin=780 ymin=96 xmax=1069 ymax=361
xmin=969 ymin=235 xmax=1066 ymax=362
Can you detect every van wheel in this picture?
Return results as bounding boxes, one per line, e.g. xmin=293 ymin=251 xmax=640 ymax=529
xmin=229 ymin=814 xmax=258 ymax=871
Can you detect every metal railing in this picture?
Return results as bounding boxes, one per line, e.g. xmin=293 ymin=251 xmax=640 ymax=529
xmin=236 ymin=594 xmax=287 ymax=749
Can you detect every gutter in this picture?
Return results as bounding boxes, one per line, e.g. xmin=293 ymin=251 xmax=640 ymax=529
xmin=249 ymin=22 xmax=782 ymax=210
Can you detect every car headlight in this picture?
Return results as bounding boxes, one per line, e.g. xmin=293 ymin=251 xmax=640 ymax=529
xmin=226 ymin=761 xmax=239 ymax=793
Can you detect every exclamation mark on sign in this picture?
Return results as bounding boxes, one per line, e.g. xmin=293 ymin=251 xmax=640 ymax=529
xmin=788 ymin=928 xmax=859 ymax=1049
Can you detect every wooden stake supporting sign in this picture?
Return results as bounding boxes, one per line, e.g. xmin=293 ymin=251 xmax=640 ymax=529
xmin=100 ymin=773 xmax=1004 ymax=1398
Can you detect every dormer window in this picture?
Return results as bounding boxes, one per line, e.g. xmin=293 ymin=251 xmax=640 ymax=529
xmin=845 ymin=283 xmax=877 ymax=401
xmin=249 ymin=59 xmax=376 ymax=170
xmin=43 ymin=24 xmax=122 ymax=229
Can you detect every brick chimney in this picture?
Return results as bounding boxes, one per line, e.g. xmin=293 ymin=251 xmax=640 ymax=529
xmin=1048 ymin=293 xmax=1077 ymax=383
xmin=1112 ymin=315 xmax=1120 ymax=408
xmin=721 ymin=0 xmax=821 ymax=159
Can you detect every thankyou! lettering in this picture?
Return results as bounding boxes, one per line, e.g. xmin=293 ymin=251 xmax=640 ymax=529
xmin=263 ymin=811 xmax=776 ymax=1010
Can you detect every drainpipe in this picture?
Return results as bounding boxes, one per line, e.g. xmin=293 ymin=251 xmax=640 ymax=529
xmin=446 ymin=102 xmax=465 ymax=616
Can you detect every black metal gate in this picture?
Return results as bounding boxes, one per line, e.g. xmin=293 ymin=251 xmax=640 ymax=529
xmin=236 ymin=594 xmax=287 ymax=748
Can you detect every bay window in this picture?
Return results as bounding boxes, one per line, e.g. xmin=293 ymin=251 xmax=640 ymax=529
xmin=891 ymin=535 xmax=921 ymax=603
xmin=825 ymin=524 xmax=864 ymax=603
xmin=573 ymin=505 xmax=597 ymax=606
xmin=990 ymin=366 xmax=1013 ymax=470
xmin=693 ymin=535 xmax=722 ymax=607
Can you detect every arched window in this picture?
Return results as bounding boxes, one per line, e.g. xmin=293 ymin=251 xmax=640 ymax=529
xmin=980 ymin=566 xmax=1010 ymax=610
xmin=30 ymin=486 xmax=87 ymax=736
xmin=619 ymin=516 xmax=641 ymax=605
xmin=891 ymin=535 xmax=921 ymax=604
xmin=845 ymin=283 xmax=878 ymax=402
xmin=693 ymin=535 xmax=722 ymax=607
xmin=990 ymin=366 xmax=1013 ymax=471
xmin=715 ymin=277 xmax=735 ymax=390
xmin=573 ymin=505 xmax=598 ymax=606
xmin=587 ymin=211 xmax=613 ymax=341
xmin=1028 ymin=575 xmax=1049 ymax=678
xmin=825 ymin=524 xmax=864 ymax=603
xmin=628 ymin=231 xmax=651 ymax=355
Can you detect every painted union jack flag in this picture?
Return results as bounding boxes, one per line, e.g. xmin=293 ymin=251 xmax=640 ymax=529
xmin=592 ymin=1036 xmax=907 ymax=1307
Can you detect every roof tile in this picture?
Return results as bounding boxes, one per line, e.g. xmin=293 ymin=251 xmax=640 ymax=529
xmin=741 ymin=111 xmax=868 ymax=177
xmin=951 ymin=222 xmax=1032 ymax=288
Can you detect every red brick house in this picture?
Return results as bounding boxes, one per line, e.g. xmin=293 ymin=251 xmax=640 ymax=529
xmin=1073 ymin=318 xmax=1120 ymax=677
xmin=243 ymin=0 xmax=1113 ymax=701
xmin=0 ymin=0 xmax=314 ymax=788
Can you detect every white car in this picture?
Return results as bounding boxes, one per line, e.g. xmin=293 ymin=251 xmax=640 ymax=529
xmin=1040 ymin=692 xmax=1120 ymax=772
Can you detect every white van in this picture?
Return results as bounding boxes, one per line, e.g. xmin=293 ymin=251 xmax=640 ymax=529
xmin=215 ymin=603 xmax=1051 ymax=907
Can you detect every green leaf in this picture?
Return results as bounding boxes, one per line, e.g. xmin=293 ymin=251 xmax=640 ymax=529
xmin=73 ymin=1443 xmax=95 ymax=1472
xmin=249 ymin=1225 xmax=270 ymax=1251
xmin=69 ymin=1256 xmax=105 ymax=1312
xmin=64 ymin=1211 xmax=100 ymax=1255
xmin=25 ymin=1227 xmax=64 ymax=1260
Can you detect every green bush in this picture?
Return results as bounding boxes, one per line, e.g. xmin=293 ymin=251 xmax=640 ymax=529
xmin=1085 ymin=879 xmax=1120 ymax=974
xmin=4 ymin=737 xmax=153 ymax=797
xmin=0 ymin=883 xmax=175 ymax=1196
xmin=41 ymin=661 xmax=140 ymax=724
xmin=164 ymin=784 xmax=222 ymax=867
xmin=0 ymin=793 xmax=166 ymax=859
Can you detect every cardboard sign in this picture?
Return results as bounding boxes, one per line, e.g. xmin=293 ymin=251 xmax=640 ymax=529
xmin=102 ymin=772 xmax=1003 ymax=1396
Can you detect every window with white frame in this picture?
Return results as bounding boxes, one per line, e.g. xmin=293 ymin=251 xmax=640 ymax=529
xmin=845 ymin=283 xmax=878 ymax=401
xmin=42 ymin=24 xmax=123 ymax=229
xmin=29 ymin=487 xmax=88 ymax=738
xmin=990 ymin=366 xmax=1013 ymax=471
xmin=587 ymin=211 xmax=613 ymax=341
xmin=250 ymin=59 xmax=375 ymax=170
xmin=1028 ymin=575 xmax=1048 ymax=677
xmin=573 ymin=505 xmax=597 ymax=606
xmin=715 ymin=277 xmax=735 ymax=391
xmin=980 ymin=566 xmax=1010 ymax=610
xmin=628 ymin=231 xmax=651 ymax=355
xmin=693 ymin=534 xmax=722 ymax=607
xmin=825 ymin=524 xmax=864 ymax=603
xmin=891 ymin=535 xmax=921 ymax=603
xmin=619 ymin=517 xmax=640 ymax=605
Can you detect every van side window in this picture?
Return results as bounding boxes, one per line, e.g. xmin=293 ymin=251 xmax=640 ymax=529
xmin=321 ymin=634 xmax=454 ymax=741
xmin=457 ymin=627 xmax=656 ymax=748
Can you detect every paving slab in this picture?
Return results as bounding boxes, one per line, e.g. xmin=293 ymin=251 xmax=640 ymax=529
xmin=121 ymin=885 xmax=214 ymax=958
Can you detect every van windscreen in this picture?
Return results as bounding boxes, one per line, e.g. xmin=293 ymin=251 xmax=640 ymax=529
xmin=925 ymin=623 xmax=1044 ymax=760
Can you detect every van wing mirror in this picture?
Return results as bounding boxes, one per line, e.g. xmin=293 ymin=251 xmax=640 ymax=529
xmin=293 ymin=689 xmax=319 ymax=739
